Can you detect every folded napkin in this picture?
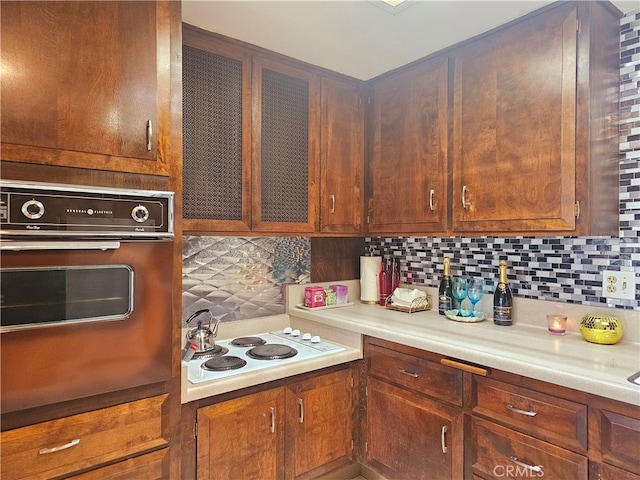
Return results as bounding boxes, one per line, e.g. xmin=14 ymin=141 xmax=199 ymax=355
xmin=390 ymin=288 xmax=427 ymax=307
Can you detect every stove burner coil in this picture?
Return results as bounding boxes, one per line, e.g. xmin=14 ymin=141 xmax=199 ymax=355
xmin=201 ymin=356 xmax=247 ymax=371
xmin=231 ymin=336 xmax=267 ymax=347
xmin=192 ymin=345 xmax=229 ymax=360
xmin=246 ymin=344 xmax=298 ymax=360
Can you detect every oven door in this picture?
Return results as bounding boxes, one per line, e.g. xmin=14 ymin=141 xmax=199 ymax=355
xmin=0 ymin=241 xmax=172 ymax=413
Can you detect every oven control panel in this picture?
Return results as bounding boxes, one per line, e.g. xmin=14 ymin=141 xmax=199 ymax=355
xmin=0 ymin=180 xmax=174 ymax=239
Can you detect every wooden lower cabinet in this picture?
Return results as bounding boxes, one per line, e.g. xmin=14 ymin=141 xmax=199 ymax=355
xmin=470 ymin=417 xmax=587 ymax=479
xmin=0 ymin=394 xmax=169 ymax=480
xmin=196 ymin=369 xmax=354 ymax=480
xmin=68 ymin=449 xmax=170 ymax=480
xmin=197 ymin=387 xmax=285 ymax=479
xmin=366 ymin=377 xmax=463 ymax=480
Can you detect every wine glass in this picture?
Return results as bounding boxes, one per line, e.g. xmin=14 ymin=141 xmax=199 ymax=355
xmin=452 ymin=277 xmax=468 ymax=316
xmin=468 ymin=277 xmax=484 ymax=316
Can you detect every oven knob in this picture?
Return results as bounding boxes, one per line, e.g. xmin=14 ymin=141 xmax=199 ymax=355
xmin=291 ymin=329 xmax=301 ymax=337
xmin=131 ymin=205 xmax=149 ymax=223
xmin=302 ymin=333 xmax=312 ymax=341
xmin=310 ymin=336 xmax=321 ymax=344
xmin=283 ymin=327 xmax=292 ymax=334
xmin=21 ymin=199 xmax=45 ymax=219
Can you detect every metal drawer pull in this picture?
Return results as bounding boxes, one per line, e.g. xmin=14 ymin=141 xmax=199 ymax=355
xmin=441 ymin=426 xmax=448 ymax=454
xmin=330 ymin=194 xmax=335 ymax=214
xmin=506 ymin=404 xmax=537 ymax=417
xmin=298 ymin=398 xmax=304 ymax=424
xmin=509 ymin=456 xmax=542 ymax=473
xmin=39 ymin=438 xmax=80 ymax=455
xmin=462 ymin=185 xmax=469 ymax=209
xmin=269 ymin=407 xmax=275 ymax=433
xmin=146 ymin=120 xmax=153 ymax=151
xmin=399 ymin=369 xmax=420 ymax=378
xmin=429 ymin=189 xmax=435 ymax=211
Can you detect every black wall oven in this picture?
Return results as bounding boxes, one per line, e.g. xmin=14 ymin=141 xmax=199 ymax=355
xmin=0 ymin=180 xmax=174 ymax=414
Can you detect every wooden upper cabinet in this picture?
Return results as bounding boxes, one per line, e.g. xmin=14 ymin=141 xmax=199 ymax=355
xmin=451 ymin=2 xmax=619 ymax=235
xmin=252 ymin=57 xmax=320 ymax=234
xmin=182 ymin=27 xmax=252 ymax=233
xmin=368 ymin=56 xmax=449 ymax=235
xmin=1 ymin=1 xmax=172 ymax=176
xmin=320 ymin=77 xmax=365 ymax=235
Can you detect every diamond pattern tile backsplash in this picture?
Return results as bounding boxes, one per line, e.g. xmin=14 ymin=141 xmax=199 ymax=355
xmin=183 ymin=10 xmax=640 ymax=321
xmin=183 ymin=236 xmax=310 ymax=321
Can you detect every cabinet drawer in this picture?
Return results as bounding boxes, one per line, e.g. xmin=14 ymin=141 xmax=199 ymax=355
xmin=67 ymin=449 xmax=169 ymax=480
xmin=470 ymin=418 xmax=587 ymax=479
xmin=472 ymin=376 xmax=587 ymax=452
xmin=367 ymin=343 xmax=462 ymax=406
xmin=600 ymin=410 xmax=640 ymax=475
xmin=1 ymin=394 xmax=168 ymax=480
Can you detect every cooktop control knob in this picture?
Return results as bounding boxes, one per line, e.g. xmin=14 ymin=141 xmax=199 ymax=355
xmin=131 ymin=205 xmax=149 ymax=223
xmin=302 ymin=333 xmax=312 ymax=341
xmin=291 ymin=329 xmax=301 ymax=337
xmin=311 ymin=336 xmax=321 ymax=344
xmin=283 ymin=327 xmax=292 ymax=334
xmin=21 ymin=199 xmax=45 ymax=220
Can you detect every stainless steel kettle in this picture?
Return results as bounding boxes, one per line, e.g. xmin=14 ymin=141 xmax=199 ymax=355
xmin=184 ymin=309 xmax=221 ymax=354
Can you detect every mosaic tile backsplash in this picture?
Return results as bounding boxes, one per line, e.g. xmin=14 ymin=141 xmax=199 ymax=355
xmin=368 ymin=10 xmax=640 ymax=312
xmin=183 ymin=236 xmax=310 ymax=321
xmin=183 ymin=11 xmax=640 ymax=320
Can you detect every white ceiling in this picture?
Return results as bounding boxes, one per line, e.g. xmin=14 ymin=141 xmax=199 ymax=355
xmin=182 ymin=0 xmax=638 ymax=80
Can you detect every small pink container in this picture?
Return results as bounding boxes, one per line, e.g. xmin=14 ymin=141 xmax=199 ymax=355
xmin=330 ymin=285 xmax=348 ymax=304
xmin=304 ymin=286 xmax=326 ymax=308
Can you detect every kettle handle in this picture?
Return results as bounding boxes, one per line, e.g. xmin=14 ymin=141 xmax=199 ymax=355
xmin=185 ymin=309 xmax=211 ymax=325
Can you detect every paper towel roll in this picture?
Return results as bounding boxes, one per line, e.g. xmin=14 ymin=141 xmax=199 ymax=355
xmin=360 ymin=255 xmax=381 ymax=304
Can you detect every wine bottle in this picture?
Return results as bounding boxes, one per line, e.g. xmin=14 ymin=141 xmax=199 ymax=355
xmin=379 ymin=258 xmax=391 ymax=305
xmin=493 ymin=260 xmax=513 ymax=326
xmin=391 ymin=258 xmax=400 ymax=292
xmin=438 ymin=257 xmax=453 ymax=315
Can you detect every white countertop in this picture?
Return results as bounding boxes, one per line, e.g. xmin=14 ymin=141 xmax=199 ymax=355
xmin=287 ymin=281 xmax=640 ymax=406
xmin=181 ymin=315 xmax=362 ymax=404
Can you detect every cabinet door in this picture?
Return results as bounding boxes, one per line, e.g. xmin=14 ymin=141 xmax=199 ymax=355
xmin=368 ymin=56 xmax=449 ymax=234
xmin=599 ymin=410 xmax=640 ymax=475
xmin=452 ymin=4 xmax=578 ymax=233
xmin=1 ymin=1 xmax=171 ymax=176
xmin=320 ymin=77 xmax=365 ymax=235
xmin=285 ymin=369 xmax=354 ymax=479
xmin=366 ymin=377 xmax=463 ymax=480
xmin=182 ymin=28 xmax=252 ymax=232
xmin=252 ymin=57 xmax=320 ymax=233
xmin=197 ymin=388 xmax=285 ymax=480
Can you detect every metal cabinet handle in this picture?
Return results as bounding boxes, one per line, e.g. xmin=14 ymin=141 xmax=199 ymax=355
xmin=462 ymin=185 xmax=469 ymax=209
xmin=509 ymin=456 xmax=542 ymax=473
xmin=269 ymin=407 xmax=275 ymax=433
xmin=146 ymin=120 xmax=153 ymax=151
xmin=506 ymin=404 xmax=537 ymax=417
xmin=330 ymin=194 xmax=335 ymax=214
xmin=441 ymin=426 xmax=448 ymax=454
xmin=429 ymin=189 xmax=435 ymax=211
xmin=39 ymin=438 xmax=80 ymax=455
xmin=298 ymin=398 xmax=304 ymax=423
xmin=399 ymin=369 xmax=420 ymax=378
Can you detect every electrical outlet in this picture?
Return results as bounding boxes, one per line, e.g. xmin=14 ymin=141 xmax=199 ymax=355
xmin=602 ymin=270 xmax=637 ymax=301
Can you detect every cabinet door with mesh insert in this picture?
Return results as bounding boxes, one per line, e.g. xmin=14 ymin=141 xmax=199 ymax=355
xmin=252 ymin=57 xmax=320 ymax=234
xmin=182 ymin=29 xmax=252 ymax=233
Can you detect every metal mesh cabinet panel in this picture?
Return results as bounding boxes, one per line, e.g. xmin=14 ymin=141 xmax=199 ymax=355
xmin=183 ymin=45 xmax=243 ymax=220
xmin=260 ymin=68 xmax=309 ymax=223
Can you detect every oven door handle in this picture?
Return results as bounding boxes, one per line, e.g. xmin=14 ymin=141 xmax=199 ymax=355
xmin=0 ymin=241 xmax=121 ymax=251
